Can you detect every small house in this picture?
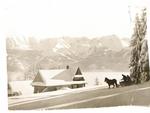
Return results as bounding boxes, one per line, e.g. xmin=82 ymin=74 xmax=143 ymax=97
xmin=32 ymin=66 xmax=86 ymax=93
xmin=31 ymin=67 xmax=74 ymax=93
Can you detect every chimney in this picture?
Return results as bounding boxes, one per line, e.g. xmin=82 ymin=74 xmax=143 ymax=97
xmin=66 ymin=65 xmax=69 ymax=69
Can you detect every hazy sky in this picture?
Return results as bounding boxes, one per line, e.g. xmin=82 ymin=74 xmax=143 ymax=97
xmin=1 ymin=0 xmax=149 ymax=39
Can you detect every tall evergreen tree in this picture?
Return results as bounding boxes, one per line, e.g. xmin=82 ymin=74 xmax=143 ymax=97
xmin=129 ymin=8 xmax=149 ymax=84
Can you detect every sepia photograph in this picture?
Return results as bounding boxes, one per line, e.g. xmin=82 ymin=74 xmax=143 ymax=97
xmin=1 ymin=0 xmax=150 ymax=111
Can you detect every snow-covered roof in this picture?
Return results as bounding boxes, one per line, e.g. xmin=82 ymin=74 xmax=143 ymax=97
xmin=32 ymin=69 xmax=75 ymax=86
xmin=73 ymin=75 xmax=84 ymax=78
xmin=39 ymin=69 xmax=65 ymax=81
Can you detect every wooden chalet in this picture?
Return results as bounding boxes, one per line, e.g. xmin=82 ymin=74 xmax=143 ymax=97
xmin=32 ymin=66 xmax=86 ymax=93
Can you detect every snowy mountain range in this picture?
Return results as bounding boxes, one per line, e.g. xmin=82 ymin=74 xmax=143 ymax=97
xmin=7 ymin=35 xmax=129 ymax=50
xmin=7 ymin=35 xmax=131 ymax=80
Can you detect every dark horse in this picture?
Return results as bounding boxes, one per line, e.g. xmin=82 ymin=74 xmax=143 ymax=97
xmin=104 ymin=77 xmax=118 ymax=88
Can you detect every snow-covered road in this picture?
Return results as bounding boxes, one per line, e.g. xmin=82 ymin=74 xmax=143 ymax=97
xmin=9 ymin=82 xmax=150 ymax=110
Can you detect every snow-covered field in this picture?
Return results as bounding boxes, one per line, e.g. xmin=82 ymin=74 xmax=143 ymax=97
xmin=9 ymin=80 xmax=34 ymax=95
xmin=9 ymin=72 xmax=129 ymax=96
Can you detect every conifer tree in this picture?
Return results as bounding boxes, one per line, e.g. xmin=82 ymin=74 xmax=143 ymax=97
xmin=129 ymin=8 xmax=149 ymax=84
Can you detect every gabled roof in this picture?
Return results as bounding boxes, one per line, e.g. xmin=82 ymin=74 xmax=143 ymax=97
xmin=75 ymin=67 xmax=82 ymax=75
xmin=39 ymin=69 xmax=65 ymax=82
xmin=40 ymin=69 xmax=65 ymax=79
xmin=32 ymin=69 xmax=65 ymax=84
xmin=32 ymin=69 xmax=75 ymax=86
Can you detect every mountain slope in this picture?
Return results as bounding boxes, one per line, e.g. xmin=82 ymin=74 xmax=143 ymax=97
xmin=7 ymin=36 xmax=130 ymax=80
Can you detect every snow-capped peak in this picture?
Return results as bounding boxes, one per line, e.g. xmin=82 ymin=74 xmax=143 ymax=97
xmin=55 ymin=38 xmax=70 ymax=49
xmin=53 ymin=38 xmax=71 ymax=53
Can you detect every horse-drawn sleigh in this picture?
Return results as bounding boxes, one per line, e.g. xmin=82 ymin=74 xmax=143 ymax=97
xmin=104 ymin=74 xmax=133 ymax=88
